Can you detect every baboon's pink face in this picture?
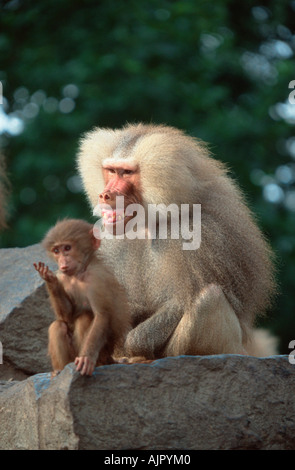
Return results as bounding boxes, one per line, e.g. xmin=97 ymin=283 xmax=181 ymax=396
xmin=99 ymin=164 xmax=142 ymax=233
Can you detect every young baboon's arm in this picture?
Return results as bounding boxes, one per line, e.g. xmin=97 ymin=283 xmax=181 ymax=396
xmin=75 ymin=313 xmax=108 ymax=375
xmin=75 ymin=288 xmax=109 ymax=375
xmin=33 ymin=262 xmax=73 ymax=321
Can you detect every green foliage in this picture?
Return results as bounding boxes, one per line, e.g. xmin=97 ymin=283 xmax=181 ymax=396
xmin=0 ymin=0 xmax=295 ymax=352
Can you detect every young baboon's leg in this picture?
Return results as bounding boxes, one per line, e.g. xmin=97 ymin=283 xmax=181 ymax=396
xmin=48 ymin=320 xmax=75 ymax=373
xmin=164 ymin=284 xmax=247 ymax=356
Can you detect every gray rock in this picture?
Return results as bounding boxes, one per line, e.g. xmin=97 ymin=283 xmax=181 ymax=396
xmin=0 ymin=244 xmax=54 ymax=376
xmin=0 ymin=355 xmax=294 ymax=450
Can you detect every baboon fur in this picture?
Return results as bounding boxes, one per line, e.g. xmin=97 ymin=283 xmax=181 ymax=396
xmin=77 ymin=123 xmax=276 ymax=358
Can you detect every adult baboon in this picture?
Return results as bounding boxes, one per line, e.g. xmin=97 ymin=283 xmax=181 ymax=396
xmin=77 ymin=123 xmax=276 ymax=359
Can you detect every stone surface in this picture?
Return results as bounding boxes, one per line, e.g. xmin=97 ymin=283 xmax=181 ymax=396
xmin=0 ymin=355 xmax=294 ymax=450
xmin=0 ymin=244 xmax=54 ymax=377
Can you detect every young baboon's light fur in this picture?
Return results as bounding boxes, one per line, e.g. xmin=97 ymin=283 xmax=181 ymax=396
xmin=35 ymin=218 xmax=131 ymax=375
xmin=77 ymin=123 xmax=277 ymax=358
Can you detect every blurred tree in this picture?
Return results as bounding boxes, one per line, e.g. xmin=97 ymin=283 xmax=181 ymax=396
xmin=0 ymin=0 xmax=294 ymax=352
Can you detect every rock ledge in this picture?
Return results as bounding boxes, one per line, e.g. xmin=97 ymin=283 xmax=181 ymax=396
xmin=0 ymin=355 xmax=294 ymax=450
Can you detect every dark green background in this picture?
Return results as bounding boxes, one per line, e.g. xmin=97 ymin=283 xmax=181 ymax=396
xmin=1 ymin=0 xmax=295 ymax=353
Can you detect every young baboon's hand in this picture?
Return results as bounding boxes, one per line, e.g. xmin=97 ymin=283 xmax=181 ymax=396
xmin=33 ymin=262 xmax=57 ymax=283
xmin=75 ymin=356 xmax=95 ymax=376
